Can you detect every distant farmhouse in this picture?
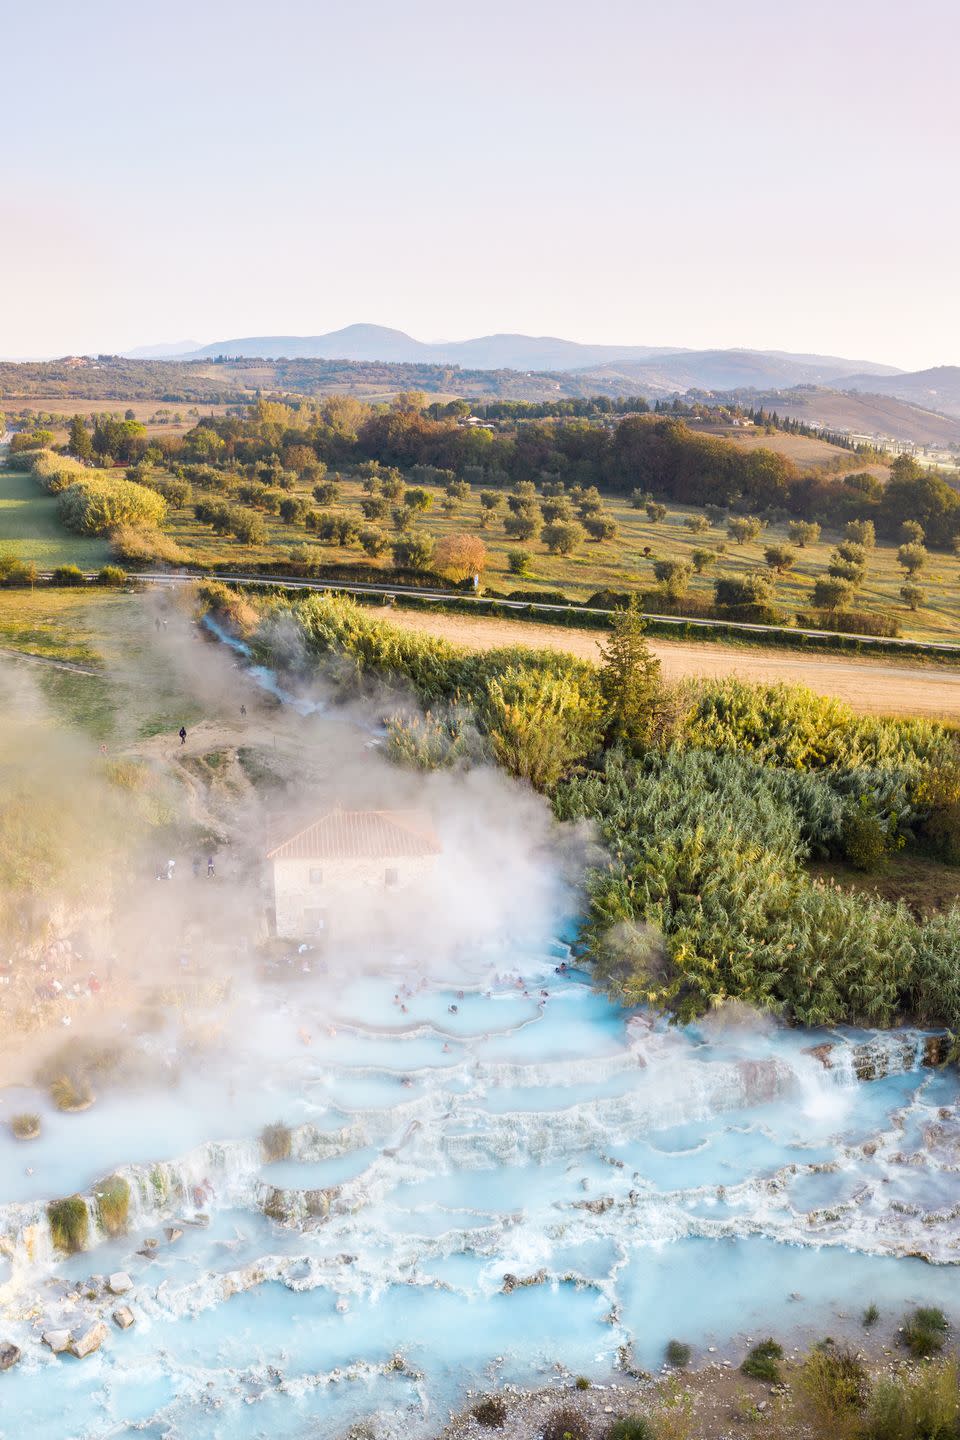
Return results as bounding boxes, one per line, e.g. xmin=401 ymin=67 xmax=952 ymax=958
xmin=267 ymin=807 xmax=441 ymax=939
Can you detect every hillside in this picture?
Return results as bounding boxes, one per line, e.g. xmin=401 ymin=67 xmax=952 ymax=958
xmin=712 ymin=385 xmax=960 ymax=448
xmin=840 ymin=365 xmax=960 ymax=420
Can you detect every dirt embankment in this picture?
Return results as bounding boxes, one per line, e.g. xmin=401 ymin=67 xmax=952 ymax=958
xmin=381 ymin=607 xmax=960 ymax=721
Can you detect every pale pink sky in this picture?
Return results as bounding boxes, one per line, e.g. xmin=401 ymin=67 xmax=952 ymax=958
xmin=3 ymin=0 xmax=958 ymax=369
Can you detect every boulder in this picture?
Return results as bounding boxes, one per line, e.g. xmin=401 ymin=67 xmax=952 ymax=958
xmin=164 ymin=1227 xmax=183 ymax=1244
xmin=42 ymin=1329 xmax=72 ymax=1354
xmin=0 ymin=1342 xmax=21 ymax=1371
xmin=68 ymin=1322 xmax=107 ymax=1358
xmin=112 ymin=1307 xmax=135 ymax=1330
xmin=107 ymin=1272 xmax=132 ymax=1295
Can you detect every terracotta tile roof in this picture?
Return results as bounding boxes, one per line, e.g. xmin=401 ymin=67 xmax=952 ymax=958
xmin=267 ymin=809 xmax=441 ymax=861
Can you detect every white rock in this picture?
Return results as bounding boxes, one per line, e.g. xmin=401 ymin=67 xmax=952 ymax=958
xmin=42 ymin=1330 xmax=71 ymax=1354
xmin=112 ymin=1306 xmax=135 ymax=1330
xmin=69 ymin=1322 xmax=107 ymax=1358
xmin=108 ymin=1272 xmax=132 ymax=1295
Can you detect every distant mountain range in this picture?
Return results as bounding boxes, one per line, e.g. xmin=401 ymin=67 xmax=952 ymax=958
xmin=125 ymin=323 xmax=901 ymax=391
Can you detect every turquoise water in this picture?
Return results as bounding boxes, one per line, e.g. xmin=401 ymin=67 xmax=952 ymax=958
xmin=1 ymin=949 xmax=958 ymax=1440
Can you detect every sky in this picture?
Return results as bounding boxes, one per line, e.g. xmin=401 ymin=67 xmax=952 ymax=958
xmin=2 ymin=0 xmax=958 ymax=370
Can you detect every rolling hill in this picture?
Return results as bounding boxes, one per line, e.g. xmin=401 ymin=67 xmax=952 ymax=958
xmin=126 ymin=324 xmax=900 ymax=389
xmin=839 ymin=366 xmax=960 ymax=420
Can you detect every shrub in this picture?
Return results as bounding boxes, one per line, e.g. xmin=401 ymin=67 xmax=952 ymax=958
xmin=795 ymin=609 xmax=900 ymax=638
xmin=741 ymin=1337 xmax=783 ymax=1382
xmin=714 ymin=572 xmax=772 ymax=607
xmin=49 ymin=1073 xmax=93 ymax=1110
xmin=51 ymin=564 xmax=86 ymax=586
xmin=59 ymin=475 xmax=167 ymax=535
xmin=665 ymin=1340 xmax=691 ymax=1367
xmin=789 ymin=519 xmax=821 ymax=547
xmin=504 ymin=511 xmax=539 ymax=540
xmin=433 ymin=532 xmax=487 ymax=582
xmin=898 ymin=542 xmax=927 ymax=575
xmin=900 ymin=584 xmax=926 ymax=611
xmin=359 ymin=526 xmax=387 ymax=557
xmin=583 ymin=513 xmax=618 ymax=542
xmin=0 ymin=555 xmax=37 ymax=586
xmin=403 ymin=486 xmax=432 ymax=512
xmin=683 ymin=513 xmax=710 ymax=533
xmin=483 ymin=664 xmax=602 ymax=791
xmin=901 ymin=519 xmax=925 ymax=544
xmin=48 ymin=1195 xmax=90 ymax=1253
xmin=29 ymin=448 xmax=90 ymax=493
xmin=862 ymin=1303 xmax=880 ymax=1328
xmin=605 ymin=1421 xmax=654 ymax=1440
xmin=863 ymin=1358 xmax=959 ymax=1440
xmin=652 ymin=559 xmax=692 ymax=594
xmin=812 ymin=577 xmax=855 ymax=610
xmin=312 ymin=480 xmax=340 ymax=505
xmin=95 ymin=1174 xmax=131 ymax=1237
xmin=846 ymin=519 xmax=876 ymax=547
xmin=542 ymin=1404 xmax=589 ymax=1440
xmin=691 ymin=548 xmax=716 ymax=573
xmin=901 ymin=1306 xmax=948 ymax=1358
xmin=10 ymin=1112 xmax=40 ymax=1139
xmin=472 ymin=1395 xmax=507 ymax=1427
xmin=764 ymin=544 xmax=796 ymax=573
xmin=575 ymin=1376 xmax=591 ymax=1390
xmin=260 ymin=1121 xmax=292 ymax=1162
xmin=278 ymin=496 xmax=308 ymax=524
xmin=841 ymin=798 xmax=893 ymax=872
xmin=645 ymin=501 xmax=667 ymax=522
xmin=728 ymin=515 xmax=763 ymax=545
xmin=542 ymin=520 xmax=586 ymax=555
xmin=508 ymin=549 xmax=532 ymax=576
xmin=96 ymin=565 xmax=127 ymax=586
xmin=110 ymin=524 xmax=191 ymax=566
xmin=392 ymin=533 xmax=435 ymax=570
xmin=795 ymin=1343 xmax=868 ymax=1439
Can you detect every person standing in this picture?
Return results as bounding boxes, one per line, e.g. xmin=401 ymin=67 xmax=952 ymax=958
xmin=178 ymin=726 xmax=187 ymax=745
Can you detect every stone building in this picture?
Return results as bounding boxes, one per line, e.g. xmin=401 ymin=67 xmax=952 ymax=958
xmin=267 ymin=807 xmax=441 ymax=939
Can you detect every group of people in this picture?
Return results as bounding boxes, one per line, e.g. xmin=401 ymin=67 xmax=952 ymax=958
xmin=156 ymin=856 xmax=216 ymax=881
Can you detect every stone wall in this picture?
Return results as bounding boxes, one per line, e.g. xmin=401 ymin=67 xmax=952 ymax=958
xmin=272 ymin=856 xmax=436 ymax=938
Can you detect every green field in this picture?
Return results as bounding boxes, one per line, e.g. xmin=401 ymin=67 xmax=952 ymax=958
xmin=0 ymin=587 xmax=202 ymax=740
xmin=0 ymin=466 xmax=112 ymax=568
xmin=6 ymin=453 xmax=960 ymax=644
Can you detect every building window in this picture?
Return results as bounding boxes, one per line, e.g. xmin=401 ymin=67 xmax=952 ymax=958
xmin=309 ymin=868 xmax=323 ymax=885
xmin=384 ymin=867 xmax=398 ymax=888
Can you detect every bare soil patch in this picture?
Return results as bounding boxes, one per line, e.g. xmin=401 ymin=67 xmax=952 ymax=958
xmin=382 ymin=606 xmax=960 ymax=721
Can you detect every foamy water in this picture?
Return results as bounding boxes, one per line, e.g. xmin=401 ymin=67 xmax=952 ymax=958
xmin=1 ymin=937 xmax=958 ymax=1440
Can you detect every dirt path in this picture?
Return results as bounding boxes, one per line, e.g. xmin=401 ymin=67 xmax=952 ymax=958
xmin=0 ymin=644 xmax=99 ymax=675
xmin=384 ymin=607 xmax=960 ymax=721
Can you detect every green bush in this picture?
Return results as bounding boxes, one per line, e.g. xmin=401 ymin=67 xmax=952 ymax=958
xmin=48 ymin=1195 xmax=90 ymax=1253
xmin=605 ymin=1421 xmax=654 ymax=1440
xmin=795 ymin=1343 xmax=868 ymax=1438
xmin=863 ymin=1358 xmax=959 ymax=1440
xmin=901 ymin=1306 xmax=949 ymax=1358
xmin=96 ymin=565 xmax=127 ymax=586
xmin=95 ymin=1174 xmax=131 ymax=1236
xmin=29 ymin=448 xmax=90 ymax=493
xmin=841 ymin=798 xmax=893 ymax=872
xmin=741 ymin=1338 xmax=783 ymax=1382
xmin=59 ymin=474 xmax=167 ymax=535
xmin=542 ymin=1404 xmax=590 ymax=1440
xmin=862 ymin=1303 xmax=880 ymax=1328
xmin=574 ymin=1375 xmax=591 ymax=1390
xmin=260 ymin=1121 xmax=292 ymax=1162
xmin=665 ymin=1339 xmax=691 ymax=1367
xmin=51 ymin=564 xmax=86 ymax=586
xmin=472 ymin=1395 xmax=507 ymax=1427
